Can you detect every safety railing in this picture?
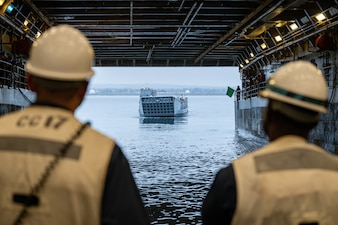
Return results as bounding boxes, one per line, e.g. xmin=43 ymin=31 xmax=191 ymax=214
xmin=0 ymin=59 xmax=27 ymax=89
xmin=236 ymin=81 xmax=267 ymax=101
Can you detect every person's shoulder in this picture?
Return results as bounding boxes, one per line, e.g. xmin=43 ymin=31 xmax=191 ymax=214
xmin=78 ymin=122 xmax=117 ymax=148
xmin=86 ymin=126 xmax=105 ymax=137
xmin=216 ymin=165 xmax=235 ymax=182
xmin=211 ymin=165 xmax=237 ymax=196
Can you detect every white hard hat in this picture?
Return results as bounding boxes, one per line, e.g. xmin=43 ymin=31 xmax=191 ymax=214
xmin=26 ymin=24 xmax=94 ymax=81
xmin=259 ymin=60 xmax=328 ymax=113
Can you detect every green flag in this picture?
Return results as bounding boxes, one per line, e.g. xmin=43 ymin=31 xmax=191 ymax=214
xmin=226 ymin=86 xmax=235 ymax=97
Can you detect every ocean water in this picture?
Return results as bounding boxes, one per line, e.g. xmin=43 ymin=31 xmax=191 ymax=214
xmin=76 ymin=95 xmax=265 ymax=225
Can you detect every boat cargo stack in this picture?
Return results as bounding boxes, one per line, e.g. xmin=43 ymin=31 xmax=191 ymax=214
xmin=139 ymin=88 xmax=188 ymax=117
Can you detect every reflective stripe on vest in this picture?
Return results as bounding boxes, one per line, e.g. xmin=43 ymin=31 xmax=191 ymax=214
xmin=254 ymin=148 xmax=338 ymax=172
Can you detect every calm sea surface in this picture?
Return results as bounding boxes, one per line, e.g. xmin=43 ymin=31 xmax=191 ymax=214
xmin=76 ymin=95 xmax=265 ymax=225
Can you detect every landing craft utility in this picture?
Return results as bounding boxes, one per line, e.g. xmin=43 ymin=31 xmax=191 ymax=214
xmin=139 ymin=88 xmax=188 ymax=117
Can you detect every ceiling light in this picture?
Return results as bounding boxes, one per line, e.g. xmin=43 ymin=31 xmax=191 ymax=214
xmin=245 ymin=59 xmax=249 ymax=64
xmin=5 ymin=3 xmax=13 ymax=13
xmin=24 ymin=20 xmax=29 ymax=26
xmin=250 ymin=52 xmax=254 ymax=58
xmin=240 ymin=64 xmax=244 ymax=68
xmin=260 ymin=43 xmax=267 ymax=50
xmin=315 ymin=13 xmax=326 ymax=21
xmin=274 ymin=35 xmax=282 ymax=42
xmin=289 ymin=23 xmax=298 ymax=30
xmin=35 ymin=31 xmax=41 ymax=38
xmin=276 ymin=21 xmax=287 ymax=28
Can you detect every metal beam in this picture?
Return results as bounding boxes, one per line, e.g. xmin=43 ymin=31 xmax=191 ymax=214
xmin=194 ymin=0 xmax=275 ymax=64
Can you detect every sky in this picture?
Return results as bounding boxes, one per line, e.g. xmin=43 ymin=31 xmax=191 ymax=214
xmin=90 ymin=66 xmax=241 ymax=88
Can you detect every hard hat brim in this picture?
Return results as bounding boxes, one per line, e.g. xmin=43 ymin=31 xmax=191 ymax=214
xmin=26 ymin=62 xmax=94 ymax=81
xmin=259 ymin=89 xmax=327 ymax=114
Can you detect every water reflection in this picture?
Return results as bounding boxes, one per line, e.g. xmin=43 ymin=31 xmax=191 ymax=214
xmin=77 ymin=96 xmax=267 ymax=225
xmin=139 ymin=117 xmax=188 ymax=125
xmin=133 ymin=130 xmax=265 ymax=225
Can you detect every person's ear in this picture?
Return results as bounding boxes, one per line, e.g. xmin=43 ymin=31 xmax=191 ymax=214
xmin=262 ymin=103 xmax=272 ymax=136
xmin=78 ymin=81 xmax=89 ymax=100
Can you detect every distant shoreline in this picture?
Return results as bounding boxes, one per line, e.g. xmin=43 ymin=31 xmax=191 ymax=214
xmin=87 ymin=87 xmax=232 ymax=96
xmin=86 ymin=93 xmax=228 ymax=96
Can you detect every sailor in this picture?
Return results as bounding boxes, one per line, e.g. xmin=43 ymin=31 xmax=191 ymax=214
xmin=236 ymin=85 xmax=241 ymax=101
xmin=202 ymin=60 xmax=338 ymax=225
xmin=0 ymin=25 xmax=149 ymax=225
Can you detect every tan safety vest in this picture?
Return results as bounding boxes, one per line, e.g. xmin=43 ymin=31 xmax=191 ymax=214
xmin=0 ymin=105 xmax=114 ymax=225
xmin=232 ymin=135 xmax=338 ymax=225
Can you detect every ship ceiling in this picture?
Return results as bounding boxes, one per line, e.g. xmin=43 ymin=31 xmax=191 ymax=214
xmin=0 ymin=0 xmax=337 ymax=67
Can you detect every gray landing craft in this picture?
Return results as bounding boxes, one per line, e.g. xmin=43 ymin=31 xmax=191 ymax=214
xmin=139 ymin=88 xmax=188 ymax=117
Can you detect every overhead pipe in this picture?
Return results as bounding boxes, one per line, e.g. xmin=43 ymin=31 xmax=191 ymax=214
xmin=194 ymin=0 xmax=276 ymax=64
xmin=0 ymin=0 xmax=52 ymax=42
xmin=22 ymin=0 xmax=52 ymax=27
xmin=130 ymin=0 xmax=133 ymax=46
xmin=0 ymin=14 xmax=35 ymax=41
xmin=194 ymin=0 xmax=308 ymax=64
xmin=171 ymin=1 xmax=197 ymax=47
xmin=203 ymin=0 xmax=309 ymax=65
xmin=243 ymin=19 xmax=338 ymax=70
xmin=146 ymin=45 xmax=155 ymax=63
xmin=175 ymin=2 xmax=203 ymax=47
xmin=178 ymin=0 xmax=186 ymax=12
xmin=172 ymin=1 xmax=203 ymax=47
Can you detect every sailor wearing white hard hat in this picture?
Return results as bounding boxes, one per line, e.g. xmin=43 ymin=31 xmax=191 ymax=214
xmin=0 ymin=24 xmax=150 ymax=225
xmin=202 ymin=60 xmax=338 ymax=225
